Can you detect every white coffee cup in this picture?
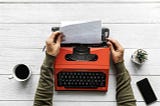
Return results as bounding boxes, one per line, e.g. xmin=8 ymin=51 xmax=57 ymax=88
xmin=9 ymin=64 xmax=32 ymax=81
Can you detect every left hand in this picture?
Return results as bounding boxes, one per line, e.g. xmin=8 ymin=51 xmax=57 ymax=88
xmin=46 ymin=31 xmax=63 ymax=56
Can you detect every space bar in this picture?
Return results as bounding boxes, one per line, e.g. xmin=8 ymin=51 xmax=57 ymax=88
xmin=64 ymin=86 xmax=98 ymax=88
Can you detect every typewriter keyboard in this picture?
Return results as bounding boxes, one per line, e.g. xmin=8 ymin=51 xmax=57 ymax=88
xmin=57 ymin=72 xmax=106 ymax=88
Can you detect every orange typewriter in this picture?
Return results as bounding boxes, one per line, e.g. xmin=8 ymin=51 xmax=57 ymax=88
xmin=53 ymin=27 xmax=110 ymax=91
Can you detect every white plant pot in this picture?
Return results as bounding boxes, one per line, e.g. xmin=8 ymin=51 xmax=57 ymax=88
xmin=131 ymin=49 xmax=147 ymax=65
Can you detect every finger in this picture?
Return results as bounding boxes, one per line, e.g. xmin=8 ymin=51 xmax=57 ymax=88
xmin=61 ymin=34 xmax=66 ymax=41
xmin=49 ymin=31 xmax=61 ymax=39
xmin=107 ymin=38 xmax=123 ymax=50
xmin=56 ymin=34 xmax=62 ymax=45
xmin=46 ymin=39 xmax=53 ymax=46
xmin=46 ymin=32 xmax=61 ymax=46
xmin=107 ymin=41 xmax=115 ymax=53
xmin=49 ymin=31 xmax=62 ymax=44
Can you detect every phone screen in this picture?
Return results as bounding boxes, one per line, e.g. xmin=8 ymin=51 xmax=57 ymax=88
xmin=136 ymin=78 xmax=157 ymax=104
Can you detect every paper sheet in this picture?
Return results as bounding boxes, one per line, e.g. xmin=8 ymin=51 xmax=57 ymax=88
xmin=60 ymin=20 xmax=102 ymax=44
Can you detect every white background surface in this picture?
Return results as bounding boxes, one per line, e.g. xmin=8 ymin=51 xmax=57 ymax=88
xmin=0 ymin=0 xmax=160 ymax=106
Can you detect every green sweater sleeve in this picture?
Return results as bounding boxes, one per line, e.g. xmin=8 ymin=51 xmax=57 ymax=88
xmin=33 ymin=53 xmax=55 ymax=106
xmin=114 ymin=62 xmax=136 ymax=106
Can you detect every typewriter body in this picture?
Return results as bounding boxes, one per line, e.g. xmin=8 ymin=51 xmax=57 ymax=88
xmin=53 ymin=27 xmax=110 ymax=91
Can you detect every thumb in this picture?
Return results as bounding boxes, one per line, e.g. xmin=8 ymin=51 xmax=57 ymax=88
xmin=107 ymin=41 xmax=115 ymax=53
xmin=56 ymin=35 xmax=62 ymax=45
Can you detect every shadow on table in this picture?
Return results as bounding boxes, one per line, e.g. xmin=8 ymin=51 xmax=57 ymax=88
xmin=55 ymin=90 xmax=107 ymax=96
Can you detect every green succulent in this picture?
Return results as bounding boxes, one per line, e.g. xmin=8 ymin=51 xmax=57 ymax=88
xmin=136 ymin=49 xmax=148 ymax=63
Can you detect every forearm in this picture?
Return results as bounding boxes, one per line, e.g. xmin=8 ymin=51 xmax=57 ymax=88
xmin=33 ymin=53 xmax=55 ymax=106
xmin=115 ymin=62 xmax=136 ymax=106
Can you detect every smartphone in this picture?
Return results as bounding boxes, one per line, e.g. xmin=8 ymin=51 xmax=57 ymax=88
xmin=136 ymin=78 xmax=157 ymax=105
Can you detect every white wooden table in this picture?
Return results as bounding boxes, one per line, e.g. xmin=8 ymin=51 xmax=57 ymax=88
xmin=0 ymin=0 xmax=160 ymax=106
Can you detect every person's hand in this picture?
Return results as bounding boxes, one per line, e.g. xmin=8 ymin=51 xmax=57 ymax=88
xmin=46 ymin=31 xmax=63 ymax=56
xmin=106 ymin=38 xmax=124 ymax=63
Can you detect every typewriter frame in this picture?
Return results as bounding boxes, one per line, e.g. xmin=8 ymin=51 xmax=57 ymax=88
xmin=52 ymin=27 xmax=110 ymax=91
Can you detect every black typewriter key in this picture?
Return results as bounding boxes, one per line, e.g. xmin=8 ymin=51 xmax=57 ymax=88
xmin=79 ymin=76 xmax=82 ymax=79
xmin=72 ymin=75 xmax=75 ymax=79
xmin=63 ymin=82 xmax=67 ymax=86
xmin=68 ymin=75 xmax=71 ymax=79
xmin=58 ymin=81 xmax=63 ymax=86
xmin=68 ymin=82 xmax=71 ymax=85
xmin=77 ymin=72 xmax=80 ymax=75
xmin=100 ymin=82 xmax=105 ymax=87
xmin=64 ymin=75 xmax=67 ymax=79
xmin=75 ymin=76 xmax=78 ymax=79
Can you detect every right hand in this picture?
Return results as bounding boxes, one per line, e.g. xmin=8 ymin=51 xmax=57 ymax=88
xmin=46 ymin=31 xmax=63 ymax=56
xmin=106 ymin=38 xmax=124 ymax=63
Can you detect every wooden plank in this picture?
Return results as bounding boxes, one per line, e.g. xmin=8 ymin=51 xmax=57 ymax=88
xmin=0 ymin=0 xmax=160 ymax=3
xmin=0 ymin=24 xmax=160 ymax=75
xmin=0 ymin=48 xmax=44 ymax=74
xmin=0 ymin=4 xmax=160 ymax=24
xmin=0 ymin=101 xmax=160 ymax=106
xmin=0 ymin=101 xmax=117 ymax=106
xmin=0 ymin=24 xmax=160 ymax=48
xmin=0 ymin=75 xmax=159 ymax=102
xmin=0 ymin=48 xmax=160 ymax=75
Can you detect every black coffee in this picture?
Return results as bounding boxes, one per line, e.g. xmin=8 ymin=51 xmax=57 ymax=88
xmin=15 ymin=64 xmax=30 ymax=79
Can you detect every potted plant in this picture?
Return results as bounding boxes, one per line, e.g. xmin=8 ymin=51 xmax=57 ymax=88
xmin=131 ymin=49 xmax=148 ymax=65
